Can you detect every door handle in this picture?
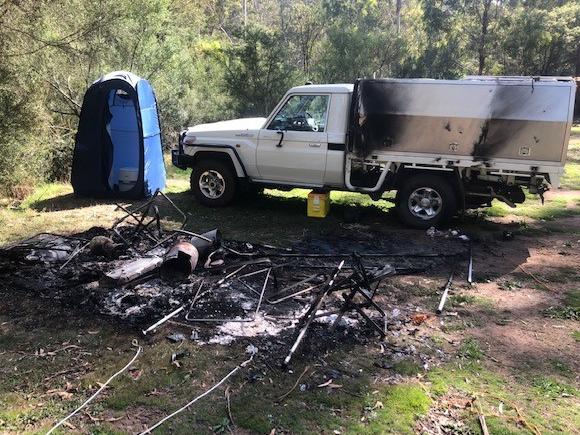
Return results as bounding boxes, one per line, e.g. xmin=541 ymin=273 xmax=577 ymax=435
xmin=276 ymin=130 xmax=284 ymax=147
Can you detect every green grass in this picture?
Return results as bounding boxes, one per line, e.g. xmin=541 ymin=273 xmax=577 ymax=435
xmin=391 ymin=360 xmax=423 ymax=376
xmin=532 ymin=376 xmax=578 ymax=398
xmin=426 ymin=361 xmax=580 ymax=434
xmin=348 ymin=384 xmax=431 ymax=434
xmin=458 ymin=338 xmax=485 ymax=360
xmin=562 ymin=131 xmax=580 ymax=189
xmin=544 ymin=289 xmax=580 ymax=320
xmin=483 ymin=192 xmax=580 ymax=220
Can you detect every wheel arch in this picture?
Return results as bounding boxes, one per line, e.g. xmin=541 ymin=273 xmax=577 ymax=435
xmin=393 ymin=166 xmax=465 ymax=210
xmin=185 ymin=147 xmax=247 ymax=178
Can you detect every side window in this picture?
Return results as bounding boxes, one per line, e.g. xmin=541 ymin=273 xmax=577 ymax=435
xmin=268 ymin=95 xmax=329 ymax=132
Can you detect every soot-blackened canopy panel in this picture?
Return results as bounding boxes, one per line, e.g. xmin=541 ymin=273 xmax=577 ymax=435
xmin=350 ymin=78 xmax=571 ymax=162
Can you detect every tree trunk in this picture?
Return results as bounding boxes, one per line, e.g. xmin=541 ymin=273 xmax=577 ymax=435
xmin=575 ymin=45 xmax=580 ymax=77
xmin=396 ymin=0 xmax=402 ymax=34
xmin=478 ymin=0 xmax=491 ymax=75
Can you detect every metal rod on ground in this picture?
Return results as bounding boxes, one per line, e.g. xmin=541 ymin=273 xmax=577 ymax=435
xmin=283 ymin=260 xmax=345 ymax=367
xmin=267 ymin=282 xmax=324 ymax=304
xmin=58 ymin=241 xmax=91 ymax=270
xmin=174 ymin=229 xmax=214 ymax=243
xmin=142 ymin=306 xmax=185 ymax=335
xmin=437 ymin=270 xmax=454 ymax=314
xmin=467 ymin=243 xmax=473 ymax=284
xmin=217 ymin=264 xmax=247 ymax=285
xmin=185 ymin=270 xmax=269 ymax=322
xmin=264 ymin=252 xmax=463 ymax=258
xmin=138 ymin=351 xmax=255 ymax=435
xmin=236 ymin=262 xmax=292 ymax=279
xmin=254 ymin=268 xmax=271 ymax=315
xmin=46 ymin=340 xmax=142 ymax=435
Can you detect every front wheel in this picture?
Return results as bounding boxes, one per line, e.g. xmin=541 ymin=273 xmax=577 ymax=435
xmin=395 ymin=174 xmax=457 ymax=229
xmin=190 ymin=159 xmax=237 ymax=207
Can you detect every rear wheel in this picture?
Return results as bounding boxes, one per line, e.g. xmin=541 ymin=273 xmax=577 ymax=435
xmin=395 ymin=174 xmax=457 ymax=229
xmin=190 ymin=159 xmax=237 ymax=206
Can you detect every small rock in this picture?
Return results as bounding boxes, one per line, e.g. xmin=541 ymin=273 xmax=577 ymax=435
xmin=166 ymin=333 xmax=186 ymax=343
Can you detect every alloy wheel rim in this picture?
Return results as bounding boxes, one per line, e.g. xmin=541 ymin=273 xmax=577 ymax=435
xmin=408 ymin=187 xmax=442 ymax=220
xmin=199 ymin=170 xmax=225 ymax=199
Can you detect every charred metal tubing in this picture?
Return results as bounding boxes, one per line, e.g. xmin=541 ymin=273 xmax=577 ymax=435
xmin=115 ymin=204 xmax=157 ymax=242
xmin=184 ymin=278 xmax=244 ymax=323
xmin=205 ymin=257 xmax=272 ymax=272
xmin=145 ymin=232 xmax=179 ymax=252
xmin=112 ymin=195 xmax=156 ymax=228
xmin=437 ymin=270 xmax=454 ymax=314
xmin=173 ymin=229 xmax=215 ymax=244
xmin=283 ymin=260 xmax=346 ymax=367
xmin=58 ymin=241 xmax=91 ymax=270
xmin=266 ymin=273 xmax=325 ymax=304
xmin=217 ymin=264 xmax=248 ymax=285
xmin=333 ymin=280 xmax=388 ymax=337
xmin=142 ymin=306 xmax=185 ymax=335
xmin=130 ymin=201 xmax=154 ymax=239
xmin=237 ymin=277 xmax=263 ymax=297
xmin=330 ymin=262 xmax=390 ymax=333
xmin=184 ymin=269 xmax=271 ymax=323
xmin=238 ymin=271 xmax=276 ymax=298
xmin=236 ymin=261 xmax=294 ymax=278
xmin=264 ymin=252 xmax=464 ymax=258
xmin=267 ymin=282 xmax=325 ymax=304
xmin=156 ymin=190 xmax=188 ymax=229
xmin=467 ymin=243 xmax=473 ymax=284
xmin=254 ymin=268 xmax=271 ymax=316
xmin=222 ymin=239 xmax=293 ymax=252
xmin=222 ymin=245 xmax=258 ymax=257
xmin=145 ymin=229 xmax=220 ymax=255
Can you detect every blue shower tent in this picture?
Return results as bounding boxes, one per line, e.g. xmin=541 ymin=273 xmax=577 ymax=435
xmin=71 ymin=71 xmax=166 ymax=198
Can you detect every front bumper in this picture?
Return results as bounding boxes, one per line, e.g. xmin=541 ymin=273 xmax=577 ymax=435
xmin=171 ymin=149 xmax=188 ymax=170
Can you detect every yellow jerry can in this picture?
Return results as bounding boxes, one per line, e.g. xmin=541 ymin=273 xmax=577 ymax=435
xmin=307 ymin=191 xmax=330 ymax=218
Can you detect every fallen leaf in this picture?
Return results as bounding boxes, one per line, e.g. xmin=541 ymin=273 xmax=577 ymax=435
xmin=411 ymin=313 xmax=429 ymax=325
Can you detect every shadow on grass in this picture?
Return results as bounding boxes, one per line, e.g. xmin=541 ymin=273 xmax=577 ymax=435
xmin=30 ymin=189 xmax=404 ymax=243
xmin=29 ymin=192 xmax=124 ymax=212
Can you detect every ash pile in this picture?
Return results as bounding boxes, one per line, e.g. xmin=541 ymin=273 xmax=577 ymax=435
xmin=0 ymin=191 xmax=469 ymax=366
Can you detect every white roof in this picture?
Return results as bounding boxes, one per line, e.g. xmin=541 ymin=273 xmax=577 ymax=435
xmin=288 ymin=83 xmax=354 ymax=94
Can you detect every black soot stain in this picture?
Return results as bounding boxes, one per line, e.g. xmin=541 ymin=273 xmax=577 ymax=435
xmin=352 ymin=79 xmax=409 ymax=157
xmin=473 ymin=85 xmax=535 ymax=161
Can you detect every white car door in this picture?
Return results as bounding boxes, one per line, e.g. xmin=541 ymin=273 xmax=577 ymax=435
xmin=257 ymin=94 xmax=330 ymax=185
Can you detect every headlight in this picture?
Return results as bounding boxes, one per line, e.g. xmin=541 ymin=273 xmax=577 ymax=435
xmin=182 ymin=135 xmax=197 ymax=145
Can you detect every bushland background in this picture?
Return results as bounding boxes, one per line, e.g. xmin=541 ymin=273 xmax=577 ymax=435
xmin=0 ymin=0 xmax=578 ymax=196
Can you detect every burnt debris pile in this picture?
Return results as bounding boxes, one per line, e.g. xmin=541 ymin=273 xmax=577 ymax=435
xmin=0 ymin=191 xmax=469 ymax=365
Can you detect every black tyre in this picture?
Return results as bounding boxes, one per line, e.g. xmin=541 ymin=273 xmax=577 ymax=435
xmin=190 ymin=159 xmax=237 ymax=207
xmin=395 ymin=173 xmax=457 ymax=229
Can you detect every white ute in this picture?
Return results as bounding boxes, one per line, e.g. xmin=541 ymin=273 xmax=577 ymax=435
xmin=172 ymin=76 xmax=576 ymax=228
